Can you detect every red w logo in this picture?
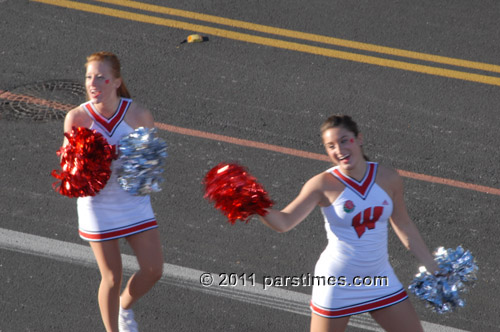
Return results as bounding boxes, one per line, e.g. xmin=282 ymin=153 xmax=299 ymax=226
xmin=352 ymin=206 xmax=384 ymax=238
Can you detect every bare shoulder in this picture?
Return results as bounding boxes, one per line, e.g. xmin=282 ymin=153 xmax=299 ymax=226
xmin=126 ymin=101 xmax=154 ymax=129
xmin=64 ymin=106 xmax=92 ymax=132
xmin=376 ymin=164 xmax=403 ymax=196
xmin=306 ymin=172 xmax=325 ymax=190
xmin=377 ymin=164 xmax=400 ymax=181
xmin=306 ymin=170 xmax=344 ymax=206
xmin=306 ymin=171 xmax=337 ymax=189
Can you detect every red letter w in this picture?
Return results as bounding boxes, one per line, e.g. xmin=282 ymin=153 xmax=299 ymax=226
xmin=351 ymin=206 xmax=384 ymax=238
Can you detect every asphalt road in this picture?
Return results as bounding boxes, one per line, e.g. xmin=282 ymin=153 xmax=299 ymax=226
xmin=1 ymin=0 xmax=499 ymax=331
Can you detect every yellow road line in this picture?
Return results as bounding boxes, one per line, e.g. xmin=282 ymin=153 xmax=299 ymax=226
xmin=97 ymin=0 xmax=500 ymax=74
xmin=32 ymin=0 xmax=500 ymax=86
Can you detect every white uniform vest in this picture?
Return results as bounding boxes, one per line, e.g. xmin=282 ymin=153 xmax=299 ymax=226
xmin=310 ymin=162 xmax=407 ymax=317
xmin=76 ymin=99 xmax=157 ymax=241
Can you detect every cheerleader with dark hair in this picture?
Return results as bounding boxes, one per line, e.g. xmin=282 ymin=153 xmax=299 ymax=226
xmin=259 ymin=115 xmax=439 ymax=332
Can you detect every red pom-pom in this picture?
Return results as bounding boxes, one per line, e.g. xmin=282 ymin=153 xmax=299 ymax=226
xmin=203 ymin=163 xmax=273 ymax=224
xmin=51 ymin=127 xmax=117 ymax=198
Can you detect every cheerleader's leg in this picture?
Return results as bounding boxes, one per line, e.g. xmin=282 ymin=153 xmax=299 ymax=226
xmin=89 ymin=239 xmax=123 ymax=332
xmin=310 ymin=313 xmax=350 ymax=332
xmin=369 ymin=298 xmax=423 ymax=332
xmin=120 ymin=228 xmax=164 ymax=309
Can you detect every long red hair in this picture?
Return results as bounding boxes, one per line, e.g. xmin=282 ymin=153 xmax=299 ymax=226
xmin=85 ymin=52 xmax=131 ymax=99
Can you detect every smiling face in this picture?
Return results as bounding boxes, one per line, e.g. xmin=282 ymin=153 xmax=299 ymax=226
xmin=322 ymin=126 xmax=364 ymax=172
xmin=85 ymin=60 xmax=121 ymax=104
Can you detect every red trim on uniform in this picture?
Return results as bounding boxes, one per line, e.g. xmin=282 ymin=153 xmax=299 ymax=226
xmin=310 ymin=289 xmax=408 ymax=318
xmin=84 ymin=99 xmax=130 ymax=135
xmin=332 ymin=163 xmax=376 ymax=198
xmin=79 ymin=220 xmax=157 ymax=241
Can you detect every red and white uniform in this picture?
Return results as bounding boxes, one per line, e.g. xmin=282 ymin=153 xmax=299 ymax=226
xmin=310 ymin=162 xmax=408 ymax=318
xmin=76 ymin=98 xmax=158 ymax=241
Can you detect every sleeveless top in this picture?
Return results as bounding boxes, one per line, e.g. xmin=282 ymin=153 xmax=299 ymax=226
xmin=321 ymin=162 xmax=393 ymax=275
xmin=76 ymin=98 xmax=157 ymax=241
xmin=310 ymin=162 xmax=407 ymax=317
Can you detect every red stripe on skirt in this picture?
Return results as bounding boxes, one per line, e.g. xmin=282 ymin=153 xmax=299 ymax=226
xmin=310 ymin=289 xmax=408 ymax=318
xmin=79 ymin=220 xmax=157 ymax=241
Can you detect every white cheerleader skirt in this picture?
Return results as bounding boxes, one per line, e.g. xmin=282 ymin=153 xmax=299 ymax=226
xmin=310 ymin=251 xmax=408 ymax=318
xmin=77 ymin=175 xmax=158 ymax=242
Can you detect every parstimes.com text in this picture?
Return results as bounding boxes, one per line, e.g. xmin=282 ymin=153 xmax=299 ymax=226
xmin=199 ymin=273 xmax=389 ymax=290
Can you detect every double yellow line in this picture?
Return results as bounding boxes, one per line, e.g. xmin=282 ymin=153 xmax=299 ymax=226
xmin=33 ymin=0 xmax=500 ymax=86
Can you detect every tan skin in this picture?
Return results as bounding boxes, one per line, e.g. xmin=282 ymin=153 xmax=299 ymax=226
xmin=259 ymin=126 xmax=439 ymax=332
xmin=63 ymin=60 xmax=163 ymax=332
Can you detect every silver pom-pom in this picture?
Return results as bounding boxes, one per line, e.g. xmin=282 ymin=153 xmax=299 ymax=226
xmin=117 ymin=127 xmax=167 ymax=195
xmin=409 ymin=246 xmax=478 ymax=314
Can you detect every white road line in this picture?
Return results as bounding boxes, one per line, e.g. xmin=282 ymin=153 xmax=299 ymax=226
xmin=0 ymin=228 xmax=468 ymax=332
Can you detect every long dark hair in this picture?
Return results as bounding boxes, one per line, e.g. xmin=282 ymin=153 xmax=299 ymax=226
xmin=85 ymin=51 xmax=131 ymax=99
xmin=321 ymin=115 xmax=369 ymax=161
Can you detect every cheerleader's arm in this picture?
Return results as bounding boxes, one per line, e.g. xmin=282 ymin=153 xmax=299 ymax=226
xmin=259 ymin=173 xmax=324 ymax=233
xmin=389 ymin=172 xmax=440 ymax=274
xmin=61 ymin=106 xmax=92 ymax=147
xmin=125 ymin=102 xmax=155 ymax=129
